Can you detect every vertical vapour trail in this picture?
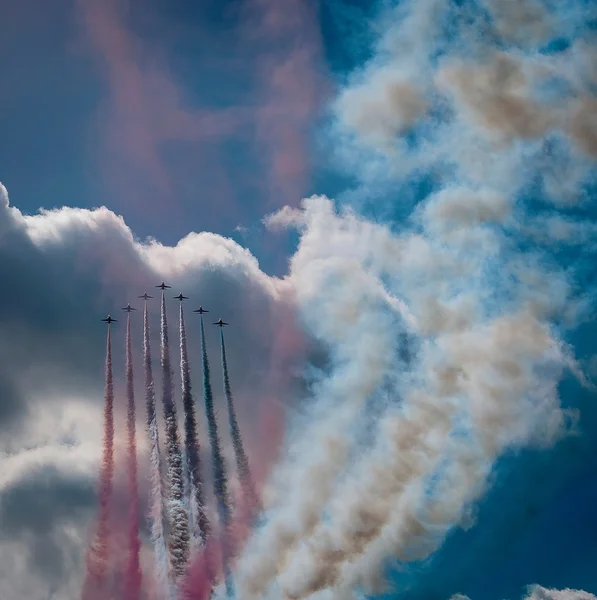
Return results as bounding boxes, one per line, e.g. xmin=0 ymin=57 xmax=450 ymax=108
xmin=124 ymin=313 xmax=142 ymax=600
xmin=143 ymin=300 xmax=170 ymax=595
xmin=200 ymin=317 xmax=233 ymax=596
xmin=160 ymin=292 xmax=191 ymax=581
xmin=179 ymin=301 xmax=211 ymax=545
xmin=82 ymin=326 xmax=115 ymax=600
xmin=220 ymin=328 xmax=260 ymax=517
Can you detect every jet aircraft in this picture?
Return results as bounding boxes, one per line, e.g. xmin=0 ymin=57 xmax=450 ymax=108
xmin=174 ymin=293 xmax=189 ymax=302
xmin=122 ymin=303 xmax=137 ymax=312
xmin=213 ymin=318 xmax=229 ymax=327
xmin=155 ymin=281 xmax=171 ymax=290
xmin=193 ymin=306 xmax=209 ymax=314
xmin=101 ymin=315 xmax=117 ymax=324
xmin=138 ymin=292 xmax=153 ymax=301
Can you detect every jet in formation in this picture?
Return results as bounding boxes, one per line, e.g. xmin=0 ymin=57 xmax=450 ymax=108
xmin=174 ymin=293 xmax=189 ymax=302
xmin=101 ymin=315 xmax=117 ymax=324
xmin=213 ymin=318 xmax=229 ymax=327
xmin=122 ymin=303 xmax=137 ymax=313
xmin=156 ymin=281 xmax=171 ymax=290
xmin=138 ymin=292 xmax=153 ymax=301
xmin=193 ymin=306 xmax=209 ymax=315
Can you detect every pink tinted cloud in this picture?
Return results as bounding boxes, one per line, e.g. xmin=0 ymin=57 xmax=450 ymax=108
xmin=75 ymin=0 xmax=246 ymax=223
xmin=76 ymin=0 xmax=328 ymax=229
xmin=242 ymin=0 xmax=329 ymax=208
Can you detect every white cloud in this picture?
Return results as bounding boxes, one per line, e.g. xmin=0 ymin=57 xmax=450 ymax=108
xmin=451 ymin=585 xmax=597 ymax=600
xmin=0 ymin=185 xmax=301 ymax=600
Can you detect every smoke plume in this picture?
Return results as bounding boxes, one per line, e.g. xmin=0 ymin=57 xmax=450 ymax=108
xmin=220 ymin=328 xmax=260 ymax=518
xmin=124 ymin=313 xmax=142 ymax=600
xmin=143 ymin=299 xmax=170 ymax=595
xmin=178 ymin=301 xmax=211 ymax=545
xmin=81 ymin=326 xmax=116 ymax=600
xmin=235 ymin=0 xmax=596 ymax=598
xmin=160 ymin=292 xmax=191 ymax=581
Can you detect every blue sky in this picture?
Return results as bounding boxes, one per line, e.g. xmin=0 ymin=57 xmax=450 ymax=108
xmin=1 ymin=1 xmax=597 ymax=600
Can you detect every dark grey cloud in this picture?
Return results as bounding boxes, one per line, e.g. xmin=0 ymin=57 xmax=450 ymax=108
xmin=0 ymin=465 xmax=95 ymax=538
xmin=0 ymin=184 xmax=308 ymax=599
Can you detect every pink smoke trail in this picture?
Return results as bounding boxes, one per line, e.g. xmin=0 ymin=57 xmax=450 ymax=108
xmin=143 ymin=299 xmax=170 ymax=595
xmin=182 ymin=450 xmax=278 ymax=600
xmin=180 ymin=537 xmax=223 ymax=600
xmin=124 ymin=313 xmax=143 ymax=599
xmin=81 ymin=325 xmax=115 ymax=600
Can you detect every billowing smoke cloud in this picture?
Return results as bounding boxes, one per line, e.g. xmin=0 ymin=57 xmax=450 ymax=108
xmin=178 ymin=302 xmax=210 ymax=547
xmin=143 ymin=299 xmax=169 ymax=596
xmin=338 ymin=69 xmax=427 ymax=148
xmin=200 ymin=316 xmax=233 ymax=595
xmin=436 ymin=52 xmax=554 ymax=142
xmin=234 ymin=0 xmax=596 ymax=598
xmin=484 ymin=0 xmax=553 ymax=46
xmin=81 ymin=326 xmax=115 ymax=600
xmin=124 ymin=313 xmax=142 ymax=600
xmin=160 ymin=293 xmax=190 ymax=581
xmin=220 ymin=328 xmax=260 ymax=518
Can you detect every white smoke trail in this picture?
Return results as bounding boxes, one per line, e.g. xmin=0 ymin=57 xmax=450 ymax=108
xmin=124 ymin=313 xmax=142 ymax=600
xmin=160 ymin=292 xmax=191 ymax=582
xmin=143 ymin=301 xmax=170 ymax=597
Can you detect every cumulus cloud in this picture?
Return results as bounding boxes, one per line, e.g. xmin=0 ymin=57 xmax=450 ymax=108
xmin=263 ymin=205 xmax=306 ymax=230
xmin=524 ymin=586 xmax=597 ymax=600
xmin=452 ymin=585 xmax=597 ymax=600
xmin=0 ymin=184 xmax=304 ymax=599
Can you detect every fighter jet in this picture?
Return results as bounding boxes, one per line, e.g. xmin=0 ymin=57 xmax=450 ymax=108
xmin=173 ymin=293 xmax=189 ymax=302
xmin=138 ymin=292 xmax=153 ymax=301
xmin=121 ymin=303 xmax=137 ymax=313
xmin=213 ymin=318 xmax=229 ymax=327
xmin=101 ymin=315 xmax=117 ymax=324
xmin=155 ymin=281 xmax=171 ymax=290
xmin=193 ymin=306 xmax=209 ymax=315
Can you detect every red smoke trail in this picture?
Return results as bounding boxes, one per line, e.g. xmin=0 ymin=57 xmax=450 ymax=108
xmin=180 ymin=537 xmax=224 ymax=600
xmin=81 ymin=325 xmax=115 ymax=600
xmin=143 ymin=300 xmax=170 ymax=594
xmin=182 ymin=475 xmax=272 ymax=600
xmin=124 ymin=313 xmax=143 ymax=600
